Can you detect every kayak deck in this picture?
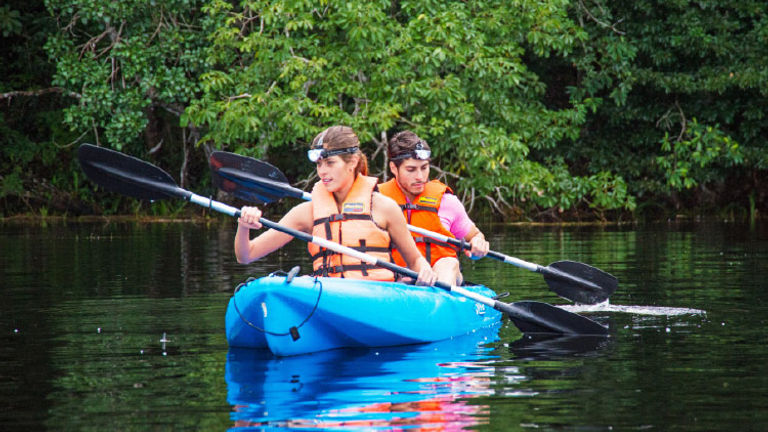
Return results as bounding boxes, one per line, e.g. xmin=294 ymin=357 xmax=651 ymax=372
xmin=225 ymin=275 xmax=502 ymax=356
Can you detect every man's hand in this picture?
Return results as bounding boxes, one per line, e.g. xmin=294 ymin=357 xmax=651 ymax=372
xmin=466 ymin=233 xmax=489 ymax=260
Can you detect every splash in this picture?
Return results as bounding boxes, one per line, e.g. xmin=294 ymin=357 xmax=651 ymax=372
xmin=559 ymin=300 xmax=705 ymax=316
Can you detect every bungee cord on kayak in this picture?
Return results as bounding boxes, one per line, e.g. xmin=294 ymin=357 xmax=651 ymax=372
xmin=231 ymin=267 xmax=324 ymax=341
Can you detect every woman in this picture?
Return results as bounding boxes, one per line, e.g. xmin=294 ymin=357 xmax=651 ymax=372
xmin=236 ymin=125 xmax=438 ymax=285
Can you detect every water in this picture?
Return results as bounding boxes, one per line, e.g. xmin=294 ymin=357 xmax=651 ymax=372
xmin=2 ymin=220 xmax=767 ymax=430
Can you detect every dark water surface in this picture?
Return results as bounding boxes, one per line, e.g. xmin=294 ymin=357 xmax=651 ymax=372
xmin=2 ymin=221 xmax=767 ymax=431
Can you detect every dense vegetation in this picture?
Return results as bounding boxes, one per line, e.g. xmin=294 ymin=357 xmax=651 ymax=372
xmin=1 ymin=0 xmax=765 ymax=221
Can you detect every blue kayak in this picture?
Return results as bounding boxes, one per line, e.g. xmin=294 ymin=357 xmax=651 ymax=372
xmin=225 ymin=274 xmax=502 ymax=356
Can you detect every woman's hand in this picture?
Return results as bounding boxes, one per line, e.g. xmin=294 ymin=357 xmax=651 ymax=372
xmin=414 ymin=257 xmax=438 ymax=286
xmin=238 ymin=206 xmax=263 ymax=230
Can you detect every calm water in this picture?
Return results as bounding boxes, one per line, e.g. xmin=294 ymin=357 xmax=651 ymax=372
xmin=2 ymin=220 xmax=767 ymax=431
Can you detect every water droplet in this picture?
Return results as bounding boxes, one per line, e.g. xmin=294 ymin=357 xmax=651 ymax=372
xmin=14 ymin=329 xmax=19 ymax=333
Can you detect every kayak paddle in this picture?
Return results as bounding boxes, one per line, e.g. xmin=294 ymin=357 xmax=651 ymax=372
xmin=78 ymin=144 xmax=609 ymax=336
xmin=208 ymin=150 xmax=618 ymax=305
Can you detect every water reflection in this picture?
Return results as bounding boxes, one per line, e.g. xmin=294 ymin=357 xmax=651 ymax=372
xmin=226 ymin=325 xmax=501 ymax=430
xmin=507 ymin=334 xmax=612 ymax=360
xmin=4 ymin=221 xmax=768 ymax=430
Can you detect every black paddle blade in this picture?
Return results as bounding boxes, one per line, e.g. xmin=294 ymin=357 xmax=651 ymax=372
xmin=209 ymin=151 xmax=293 ymax=204
xmin=497 ymin=300 xmax=608 ymax=336
xmin=542 ymin=260 xmax=618 ymax=304
xmin=77 ymin=144 xmax=180 ymax=201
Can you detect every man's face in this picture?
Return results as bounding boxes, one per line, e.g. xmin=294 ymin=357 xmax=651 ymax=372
xmin=390 ymin=158 xmax=430 ymax=197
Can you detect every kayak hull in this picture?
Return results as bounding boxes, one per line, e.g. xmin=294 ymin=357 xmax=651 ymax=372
xmin=225 ymin=275 xmax=501 ymax=356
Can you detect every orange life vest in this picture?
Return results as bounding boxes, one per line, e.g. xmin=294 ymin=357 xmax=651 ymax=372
xmin=308 ymin=175 xmax=395 ymax=281
xmin=378 ymin=179 xmax=460 ymax=267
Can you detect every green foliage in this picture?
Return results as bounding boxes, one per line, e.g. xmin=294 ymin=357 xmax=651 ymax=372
xmin=0 ymin=5 xmax=22 ymax=36
xmin=44 ymin=0 xmax=208 ymax=150
xmin=657 ymin=119 xmax=744 ymax=190
xmin=564 ymin=0 xmax=767 ymax=213
xmin=184 ymin=0 xmax=635 ymax=215
xmin=2 ymin=0 xmax=766 ymax=219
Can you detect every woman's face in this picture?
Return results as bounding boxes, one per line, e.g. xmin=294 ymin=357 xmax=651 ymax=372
xmin=316 ymin=155 xmax=356 ymax=193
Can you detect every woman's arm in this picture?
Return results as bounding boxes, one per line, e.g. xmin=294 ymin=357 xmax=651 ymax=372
xmin=372 ymin=193 xmax=437 ymax=285
xmin=234 ymin=201 xmax=313 ymax=264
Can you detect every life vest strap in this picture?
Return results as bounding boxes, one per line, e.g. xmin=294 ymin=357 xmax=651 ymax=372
xmin=400 ymin=203 xmax=437 ymax=213
xmin=310 ymin=245 xmax=391 ymax=262
xmin=412 ymin=236 xmax=462 ymax=264
xmin=312 ymin=213 xmax=372 ymax=242
xmin=313 ymin=213 xmax=372 ymax=226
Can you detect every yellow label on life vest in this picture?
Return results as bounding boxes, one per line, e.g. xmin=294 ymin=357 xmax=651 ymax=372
xmin=418 ymin=196 xmax=438 ymax=206
xmin=342 ymin=202 xmax=364 ymax=213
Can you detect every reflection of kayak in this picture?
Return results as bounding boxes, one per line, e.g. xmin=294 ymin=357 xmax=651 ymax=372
xmin=225 ymin=274 xmax=502 ymax=356
xmin=226 ymin=324 xmax=501 ymax=427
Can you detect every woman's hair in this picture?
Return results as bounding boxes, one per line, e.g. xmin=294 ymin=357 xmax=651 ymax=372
xmin=310 ymin=125 xmax=368 ymax=176
xmin=388 ymin=130 xmax=431 ymax=167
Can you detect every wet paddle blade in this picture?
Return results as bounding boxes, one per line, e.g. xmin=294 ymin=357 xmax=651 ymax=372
xmin=542 ymin=260 xmax=618 ymax=304
xmin=77 ymin=144 xmax=180 ymax=201
xmin=496 ymin=300 xmax=609 ymax=336
xmin=209 ymin=151 xmax=292 ymax=204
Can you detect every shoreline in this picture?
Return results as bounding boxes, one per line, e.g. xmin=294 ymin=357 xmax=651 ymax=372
xmin=0 ymin=213 xmax=759 ymax=227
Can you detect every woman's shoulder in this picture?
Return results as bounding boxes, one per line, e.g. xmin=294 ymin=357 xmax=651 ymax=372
xmin=372 ymin=191 xmax=398 ymax=210
xmin=371 ymin=192 xmax=402 ymax=228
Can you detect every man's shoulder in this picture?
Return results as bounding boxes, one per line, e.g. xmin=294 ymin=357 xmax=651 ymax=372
xmin=439 ymin=191 xmax=464 ymax=208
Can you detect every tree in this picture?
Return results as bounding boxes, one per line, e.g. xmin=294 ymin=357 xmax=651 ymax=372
xmin=563 ymin=0 xmax=766 ymax=217
xmin=44 ymin=0 xmax=210 ymax=192
xmin=183 ymin=0 xmax=635 ymax=219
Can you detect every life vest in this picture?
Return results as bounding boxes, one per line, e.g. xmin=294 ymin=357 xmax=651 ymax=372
xmin=308 ymin=175 xmax=395 ymax=281
xmin=378 ymin=179 xmax=460 ymax=266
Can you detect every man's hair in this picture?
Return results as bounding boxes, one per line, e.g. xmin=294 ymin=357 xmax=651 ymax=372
xmin=388 ymin=131 xmax=431 ymax=167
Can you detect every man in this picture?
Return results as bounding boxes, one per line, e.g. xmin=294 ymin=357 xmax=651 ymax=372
xmin=378 ymin=130 xmax=489 ymax=285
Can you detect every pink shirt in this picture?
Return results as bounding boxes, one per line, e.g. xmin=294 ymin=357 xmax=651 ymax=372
xmin=438 ymin=193 xmax=475 ymax=239
xmin=403 ymin=192 xmax=474 ymax=240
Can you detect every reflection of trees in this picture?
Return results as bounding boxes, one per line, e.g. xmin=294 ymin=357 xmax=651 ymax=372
xmin=1 ymin=221 xmax=311 ymax=430
xmin=6 ymin=221 xmax=765 ymax=430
